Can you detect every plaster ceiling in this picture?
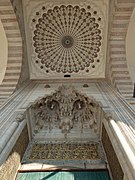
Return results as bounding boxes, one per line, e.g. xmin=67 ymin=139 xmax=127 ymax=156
xmin=22 ymin=0 xmax=109 ymax=80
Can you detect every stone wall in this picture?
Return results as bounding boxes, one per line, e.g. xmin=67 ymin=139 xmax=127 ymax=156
xmin=102 ymin=125 xmax=124 ymax=180
xmin=10 ymin=0 xmax=30 ymax=88
xmin=0 ymin=125 xmax=29 ymax=180
xmin=106 ymin=1 xmax=134 ymax=100
xmin=0 ymin=0 xmax=23 ymax=106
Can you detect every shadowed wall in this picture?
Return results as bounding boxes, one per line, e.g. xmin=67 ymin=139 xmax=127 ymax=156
xmin=0 ymin=125 xmax=29 ymax=180
xmin=102 ymin=125 xmax=124 ymax=180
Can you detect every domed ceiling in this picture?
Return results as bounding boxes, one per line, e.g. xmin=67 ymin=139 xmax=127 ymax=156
xmin=22 ymin=0 xmax=109 ymax=79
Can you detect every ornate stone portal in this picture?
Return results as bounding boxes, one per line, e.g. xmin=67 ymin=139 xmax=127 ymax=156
xmin=22 ymin=85 xmax=107 ymax=168
xmin=28 ymin=85 xmax=100 ymax=138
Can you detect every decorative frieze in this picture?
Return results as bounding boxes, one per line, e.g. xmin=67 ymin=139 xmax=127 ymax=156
xmin=29 ymin=142 xmax=100 ymax=160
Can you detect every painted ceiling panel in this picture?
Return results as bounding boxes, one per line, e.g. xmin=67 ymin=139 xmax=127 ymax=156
xmin=22 ymin=0 xmax=109 ymax=79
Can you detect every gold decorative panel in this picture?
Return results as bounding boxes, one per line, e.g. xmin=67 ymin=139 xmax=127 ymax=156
xmin=29 ymin=143 xmax=100 ymax=160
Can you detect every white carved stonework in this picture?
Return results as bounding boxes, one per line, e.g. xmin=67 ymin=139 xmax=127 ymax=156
xmin=22 ymin=0 xmax=109 ymax=79
xmin=27 ymin=85 xmax=101 ymax=138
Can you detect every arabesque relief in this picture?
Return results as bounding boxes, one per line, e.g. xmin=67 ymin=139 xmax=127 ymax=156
xmin=30 ymin=85 xmax=100 ymax=137
xmin=29 ymin=143 xmax=100 ymax=160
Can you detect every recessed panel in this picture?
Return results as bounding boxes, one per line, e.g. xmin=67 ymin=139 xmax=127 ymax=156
xmin=23 ymin=0 xmax=109 ymax=79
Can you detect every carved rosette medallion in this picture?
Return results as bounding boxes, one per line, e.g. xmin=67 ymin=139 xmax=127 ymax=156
xmin=32 ymin=5 xmax=103 ymax=74
xmin=30 ymin=85 xmax=100 ymax=137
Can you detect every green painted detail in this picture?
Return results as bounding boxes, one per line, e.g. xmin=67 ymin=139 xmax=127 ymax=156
xmin=17 ymin=171 xmax=110 ymax=180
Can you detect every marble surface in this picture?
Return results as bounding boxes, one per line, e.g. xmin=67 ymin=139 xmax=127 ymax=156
xmin=0 ymin=126 xmax=29 ymax=180
xmin=102 ymin=125 xmax=124 ymax=180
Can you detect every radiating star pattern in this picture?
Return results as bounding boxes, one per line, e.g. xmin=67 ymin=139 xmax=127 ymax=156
xmin=32 ymin=5 xmax=102 ymax=73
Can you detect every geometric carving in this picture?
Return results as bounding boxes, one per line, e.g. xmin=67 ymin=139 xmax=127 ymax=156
xmin=16 ymin=113 xmax=25 ymax=122
xmin=29 ymin=143 xmax=100 ymax=160
xmin=31 ymin=85 xmax=99 ymax=137
xmin=32 ymin=5 xmax=102 ymax=73
xmin=104 ymin=112 xmax=112 ymax=121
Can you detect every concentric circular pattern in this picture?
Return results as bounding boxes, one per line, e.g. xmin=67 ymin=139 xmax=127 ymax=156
xmin=62 ymin=35 xmax=74 ymax=48
xmin=33 ymin=5 xmax=102 ymax=73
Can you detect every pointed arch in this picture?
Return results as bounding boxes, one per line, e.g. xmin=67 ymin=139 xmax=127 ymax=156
xmin=0 ymin=0 xmax=22 ymax=106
